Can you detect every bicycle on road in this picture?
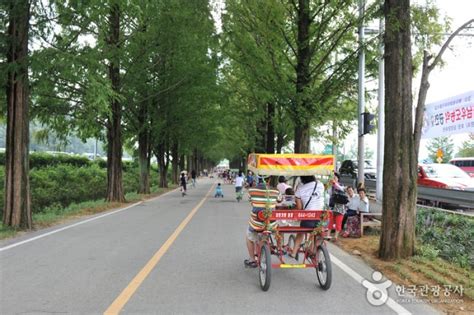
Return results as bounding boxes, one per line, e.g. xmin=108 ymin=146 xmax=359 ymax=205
xmin=236 ymin=187 xmax=243 ymax=202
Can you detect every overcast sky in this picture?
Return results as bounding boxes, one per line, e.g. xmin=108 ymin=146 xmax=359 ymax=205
xmin=344 ymin=0 xmax=474 ymax=160
xmin=423 ymin=0 xmax=473 ymax=104
xmin=414 ymin=0 xmax=473 ymax=158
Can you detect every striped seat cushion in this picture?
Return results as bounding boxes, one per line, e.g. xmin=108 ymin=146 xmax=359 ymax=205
xmin=248 ymin=188 xmax=279 ymax=205
xmin=248 ymin=188 xmax=279 ymax=231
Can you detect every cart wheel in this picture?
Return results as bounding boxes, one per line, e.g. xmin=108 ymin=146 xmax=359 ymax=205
xmin=259 ymin=244 xmax=272 ymax=291
xmin=315 ymin=245 xmax=332 ymax=290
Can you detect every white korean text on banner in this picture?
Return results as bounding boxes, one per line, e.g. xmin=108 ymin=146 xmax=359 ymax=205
xmin=422 ymin=90 xmax=474 ymax=139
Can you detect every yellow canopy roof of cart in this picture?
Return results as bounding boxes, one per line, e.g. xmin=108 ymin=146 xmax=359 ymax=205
xmin=247 ymin=153 xmax=334 ymax=176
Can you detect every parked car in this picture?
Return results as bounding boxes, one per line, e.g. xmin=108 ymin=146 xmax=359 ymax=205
xmin=417 ymin=163 xmax=474 ymax=191
xmin=339 ymin=159 xmax=376 ymax=180
xmin=449 ymin=157 xmax=474 ymax=177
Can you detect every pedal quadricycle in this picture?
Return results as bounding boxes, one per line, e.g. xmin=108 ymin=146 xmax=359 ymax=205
xmin=246 ymin=153 xmax=335 ymax=291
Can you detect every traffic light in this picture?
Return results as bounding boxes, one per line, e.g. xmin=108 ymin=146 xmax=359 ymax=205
xmin=362 ymin=112 xmax=375 ymax=135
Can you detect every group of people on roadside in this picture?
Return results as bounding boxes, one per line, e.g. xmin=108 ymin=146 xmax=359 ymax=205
xmin=327 ymin=173 xmax=369 ymax=240
xmin=244 ymin=173 xmax=369 ymax=268
xmin=179 ymin=169 xmax=197 ymax=196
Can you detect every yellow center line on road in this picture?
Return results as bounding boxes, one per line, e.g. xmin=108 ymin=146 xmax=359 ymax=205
xmin=104 ymin=184 xmax=215 ymax=315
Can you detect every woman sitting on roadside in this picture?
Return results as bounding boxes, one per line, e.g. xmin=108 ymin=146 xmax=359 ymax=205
xmin=342 ymin=187 xmax=369 ymax=238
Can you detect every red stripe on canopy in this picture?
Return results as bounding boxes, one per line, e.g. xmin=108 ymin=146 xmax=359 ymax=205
xmin=259 ymin=157 xmax=333 ymax=167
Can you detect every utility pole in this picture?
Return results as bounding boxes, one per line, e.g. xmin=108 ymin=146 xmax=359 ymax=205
xmin=357 ymin=0 xmax=365 ymax=187
xmin=376 ymin=18 xmax=385 ymax=202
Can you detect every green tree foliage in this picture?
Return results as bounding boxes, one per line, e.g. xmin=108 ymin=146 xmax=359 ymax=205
xmin=29 ymin=0 xmax=221 ymax=192
xmin=427 ymin=136 xmax=454 ymax=163
xmin=456 ymin=134 xmax=474 ymax=157
xmin=222 ymin=0 xmax=378 ymax=153
xmin=411 ymin=0 xmax=451 ymax=70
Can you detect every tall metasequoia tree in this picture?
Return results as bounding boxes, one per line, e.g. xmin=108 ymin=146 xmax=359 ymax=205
xmin=223 ymin=0 xmax=367 ymax=155
xmin=105 ymin=2 xmax=125 ymax=202
xmin=379 ymin=0 xmax=416 ymax=259
xmin=266 ymin=103 xmax=275 ymax=153
xmin=294 ymin=0 xmax=311 ymax=153
xmin=379 ymin=2 xmax=474 ymax=260
xmin=3 ymin=0 xmax=32 ymax=228
xmin=137 ymin=103 xmax=151 ymax=194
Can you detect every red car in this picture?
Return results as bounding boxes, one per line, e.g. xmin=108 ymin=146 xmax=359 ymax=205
xmin=417 ymin=163 xmax=474 ymax=191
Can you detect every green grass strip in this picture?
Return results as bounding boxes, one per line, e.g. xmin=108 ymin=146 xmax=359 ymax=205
xmin=0 ymin=225 xmax=18 ymax=240
xmin=405 ymin=260 xmax=473 ymax=300
xmin=388 ymin=263 xmax=415 ymax=283
xmin=411 ymin=256 xmax=472 ymax=285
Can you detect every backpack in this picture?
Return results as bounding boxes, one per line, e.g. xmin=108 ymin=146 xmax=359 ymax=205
xmin=333 ymin=192 xmax=349 ymax=205
xmin=329 ymin=189 xmax=349 ymax=207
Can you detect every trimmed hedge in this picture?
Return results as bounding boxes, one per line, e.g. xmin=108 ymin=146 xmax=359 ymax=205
xmin=0 ymin=152 xmax=137 ymax=170
xmin=416 ymin=207 xmax=474 ymax=268
xmin=0 ymin=164 xmax=158 ymax=214
xmin=0 ymin=152 xmax=90 ymax=168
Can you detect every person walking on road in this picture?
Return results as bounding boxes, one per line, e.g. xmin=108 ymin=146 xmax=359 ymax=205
xmin=235 ymin=171 xmax=245 ymax=202
xmin=180 ymin=172 xmax=187 ymax=196
xmin=246 ymin=170 xmax=254 ymax=188
xmin=328 ymin=173 xmax=346 ymax=242
xmin=191 ymin=169 xmax=197 ymax=188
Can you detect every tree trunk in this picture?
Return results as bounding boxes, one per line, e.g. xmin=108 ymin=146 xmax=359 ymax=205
xmin=156 ymin=143 xmax=168 ymax=188
xmin=199 ymin=156 xmax=204 ymax=174
xmin=105 ymin=3 xmax=125 ymax=203
xmin=276 ymin=132 xmax=285 ymax=153
xmin=413 ymin=52 xmax=431 ymax=160
xmin=266 ymin=103 xmax=275 ymax=153
xmin=3 ymin=0 xmax=32 ymax=228
xmin=186 ymin=155 xmax=191 ymax=172
xmin=179 ymin=154 xmax=185 ymax=173
xmin=294 ymin=123 xmax=310 ymax=153
xmin=165 ymin=149 xmax=170 ymax=184
xmin=379 ymin=0 xmax=416 ymax=260
xmin=171 ymin=142 xmax=179 ymax=184
xmin=193 ymin=148 xmax=198 ymax=174
xmin=137 ymin=128 xmax=150 ymax=194
xmin=294 ymin=0 xmax=311 ymax=153
xmin=255 ymin=118 xmax=266 ymax=153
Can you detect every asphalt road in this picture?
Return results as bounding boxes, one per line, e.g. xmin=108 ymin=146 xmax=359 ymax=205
xmin=0 ymin=178 xmax=439 ymax=314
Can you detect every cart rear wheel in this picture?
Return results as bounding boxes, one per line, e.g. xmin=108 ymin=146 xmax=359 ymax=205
xmin=259 ymin=244 xmax=272 ymax=291
xmin=315 ymin=245 xmax=332 ymax=290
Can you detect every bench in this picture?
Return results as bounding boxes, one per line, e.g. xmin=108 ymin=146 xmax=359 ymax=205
xmin=360 ymin=212 xmax=382 ymax=237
